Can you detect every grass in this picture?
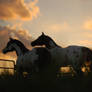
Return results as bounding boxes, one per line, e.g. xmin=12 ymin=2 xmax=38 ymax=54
xmin=0 ymin=71 xmax=92 ymax=92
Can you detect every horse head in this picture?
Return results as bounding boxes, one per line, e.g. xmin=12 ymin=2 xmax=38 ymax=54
xmin=2 ymin=38 xmax=29 ymax=56
xmin=31 ymin=32 xmax=46 ymax=46
xmin=31 ymin=32 xmax=59 ymax=49
xmin=2 ymin=38 xmax=15 ymax=54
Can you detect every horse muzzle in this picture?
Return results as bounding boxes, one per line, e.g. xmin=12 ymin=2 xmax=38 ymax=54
xmin=31 ymin=42 xmax=35 ymax=46
xmin=2 ymin=49 xmax=7 ymax=54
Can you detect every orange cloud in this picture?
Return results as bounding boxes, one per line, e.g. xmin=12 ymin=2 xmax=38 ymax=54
xmin=27 ymin=0 xmax=40 ymax=18
xmin=0 ymin=26 xmax=33 ymax=52
xmin=0 ymin=0 xmax=40 ymax=21
xmin=0 ymin=52 xmax=16 ymax=61
xmin=83 ymin=20 xmax=92 ymax=30
xmin=10 ymin=23 xmax=23 ymax=30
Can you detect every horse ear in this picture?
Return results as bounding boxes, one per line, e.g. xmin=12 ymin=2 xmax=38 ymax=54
xmin=42 ymin=32 xmax=45 ymax=35
xmin=9 ymin=37 xmax=14 ymax=41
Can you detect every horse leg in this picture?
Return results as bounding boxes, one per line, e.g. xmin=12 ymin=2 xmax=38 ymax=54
xmin=89 ymin=62 xmax=92 ymax=72
xmin=73 ymin=66 xmax=83 ymax=77
xmin=76 ymin=69 xmax=83 ymax=77
xmin=16 ymin=68 xmax=24 ymax=79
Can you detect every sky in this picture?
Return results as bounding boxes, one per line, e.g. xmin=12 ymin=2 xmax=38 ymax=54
xmin=28 ymin=0 xmax=92 ymax=47
xmin=0 ymin=0 xmax=92 ymax=56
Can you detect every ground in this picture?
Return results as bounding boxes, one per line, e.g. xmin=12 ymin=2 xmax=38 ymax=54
xmin=0 ymin=72 xmax=92 ymax=92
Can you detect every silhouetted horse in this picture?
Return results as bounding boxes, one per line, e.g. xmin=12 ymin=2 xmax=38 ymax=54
xmin=2 ymin=38 xmax=52 ymax=79
xmin=31 ymin=32 xmax=92 ymax=76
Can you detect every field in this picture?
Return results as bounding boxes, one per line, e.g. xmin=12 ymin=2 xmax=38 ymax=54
xmin=0 ymin=59 xmax=91 ymax=92
xmin=0 ymin=71 xmax=92 ymax=92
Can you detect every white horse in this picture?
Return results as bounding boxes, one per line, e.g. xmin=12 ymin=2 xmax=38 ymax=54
xmin=31 ymin=32 xmax=92 ymax=76
xmin=2 ymin=38 xmax=52 ymax=78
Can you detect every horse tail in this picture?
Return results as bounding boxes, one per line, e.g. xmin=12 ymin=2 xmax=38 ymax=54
xmin=82 ymin=47 xmax=92 ymax=61
xmin=82 ymin=47 xmax=92 ymax=71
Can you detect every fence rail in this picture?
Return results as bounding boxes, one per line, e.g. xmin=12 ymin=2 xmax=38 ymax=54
xmin=0 ymin=59 xmax=16 ymax=70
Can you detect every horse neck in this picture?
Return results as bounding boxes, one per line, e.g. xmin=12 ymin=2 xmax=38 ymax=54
xmin=46 ymin=39 xmax=61 ymax=49
xmin=12 ymin=43 xmax=29 ymax=56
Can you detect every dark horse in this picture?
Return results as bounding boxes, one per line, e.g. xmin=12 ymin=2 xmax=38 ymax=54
xmin=2 ymin=38 xmax=52 ymax=79
xmin=31 ymin=32 xmax=92 ymax=76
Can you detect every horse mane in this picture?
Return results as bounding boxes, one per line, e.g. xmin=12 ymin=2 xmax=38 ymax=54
xmin=44 ymin=35 xmax=61 ymax=48
xmin=12 ymin=39 xmax=29 ymax=54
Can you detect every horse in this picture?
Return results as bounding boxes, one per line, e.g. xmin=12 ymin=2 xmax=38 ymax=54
xmin=2 ymin=38 xmax=52 ymax=79
xmin=31 ymin=32 xmax=92 ymax=76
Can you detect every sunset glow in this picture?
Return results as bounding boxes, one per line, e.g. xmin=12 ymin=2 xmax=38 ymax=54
xmin=0 ymin=0 xmax=92 ymax=48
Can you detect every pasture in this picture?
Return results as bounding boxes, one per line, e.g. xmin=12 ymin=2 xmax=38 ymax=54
xmin=0 ymin=59 xmax=91 ymax=92
xmin=0 ymin=70 xmax=92 ymax=92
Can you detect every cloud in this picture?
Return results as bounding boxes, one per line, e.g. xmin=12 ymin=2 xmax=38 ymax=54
xmin=0 ymin=25 xmax=33 ymax=60
xmin=27 ymin=0 xmax=40 ymax=18
xmin=0 ymin=0 xmax=40 ymax=21
xmin=0 ymin=51 xmax=15 ymax=61
xmin=10 ymin=23 xmax=23 ymax=30
xmin=83 ymin=20 xmax=92 ymax=30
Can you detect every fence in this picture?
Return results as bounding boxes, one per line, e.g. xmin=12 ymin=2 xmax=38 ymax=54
xmin=0 ymin=59 xmax=16 ymax=73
